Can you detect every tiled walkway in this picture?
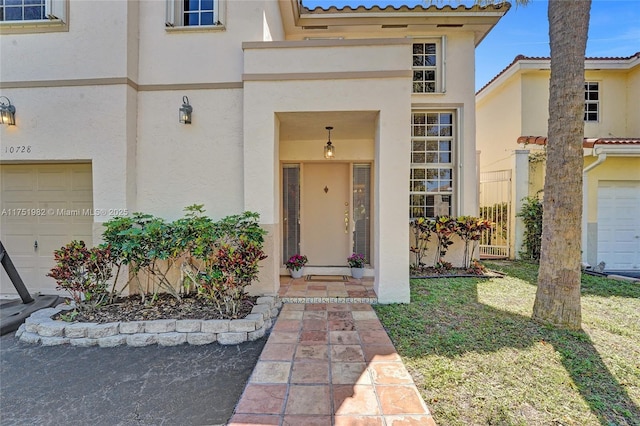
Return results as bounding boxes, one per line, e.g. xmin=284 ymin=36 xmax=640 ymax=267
xmin=278 ymin=275 xmax=377 ymax=303
xmin=228 ymin=300 xmax=436 ymax=426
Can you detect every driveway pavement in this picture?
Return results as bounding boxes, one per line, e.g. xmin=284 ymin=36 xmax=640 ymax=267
xmin=0 ymin=332 xmax=266 ymax=426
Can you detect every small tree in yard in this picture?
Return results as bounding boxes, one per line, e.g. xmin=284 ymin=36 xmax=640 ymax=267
xmin=47 ymin=241 xmax=113 ymax=311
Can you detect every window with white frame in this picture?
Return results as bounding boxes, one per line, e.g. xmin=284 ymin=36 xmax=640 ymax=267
xmin=0 ymin=0 xmax=65 ymax=22
xmin=412 ymin=40 xmax=442 ymax=93
xmin=410 ymin=111 xmax=454 ymax=219
xmin=584 ymin=82 xmax=599 ymax=122
xmin=166 ymin=0 xmax=223 ymax=27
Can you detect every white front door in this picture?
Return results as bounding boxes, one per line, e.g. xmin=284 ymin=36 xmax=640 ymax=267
xmin=597 ymin=180 xmax=640 ymax=270
xmin=302 ymin=163 xmax=351 ymax=266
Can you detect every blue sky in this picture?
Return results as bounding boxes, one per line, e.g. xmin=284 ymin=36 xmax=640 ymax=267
xmin=302 ymin=0 xmax=640 ymax=91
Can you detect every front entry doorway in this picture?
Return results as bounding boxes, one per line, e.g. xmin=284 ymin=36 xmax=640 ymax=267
xmin=282 ymin=163 xmax=371 ymax=269
xmin=303 ymin=163 xmax=350 ymax=265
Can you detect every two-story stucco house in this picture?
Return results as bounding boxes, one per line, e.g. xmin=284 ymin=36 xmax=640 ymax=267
xmin=0 ymin=0 xmax=509 ymax=302
xmin=477 ymin=53 xmax=640 ymax=272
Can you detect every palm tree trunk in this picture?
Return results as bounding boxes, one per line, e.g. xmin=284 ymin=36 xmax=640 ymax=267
xmin=532 ymin=0 xmax=591 ymax=330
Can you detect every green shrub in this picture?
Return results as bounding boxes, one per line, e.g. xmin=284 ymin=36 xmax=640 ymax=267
xmin=517 ymin=196 xmax=543 ymax=261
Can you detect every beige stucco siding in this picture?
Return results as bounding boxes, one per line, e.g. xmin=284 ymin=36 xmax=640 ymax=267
xmin=628 ymin=66 xmax=640 ymax=136
xmin=136 ymin=88 xmax=244 ymax=220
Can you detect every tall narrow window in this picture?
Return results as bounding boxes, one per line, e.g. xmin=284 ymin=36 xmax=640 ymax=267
xmin=282 ymin=165 xmax=300 ymax=264
xmin=410 ymin=111 xmax=454 ymax=219
xmin=353 ymin=164 xmax=371 ymax=263
xmin=584 ymin=82 xmax=599 ymax=122
xmin=412 ymin=41 xmax=442 ymax=93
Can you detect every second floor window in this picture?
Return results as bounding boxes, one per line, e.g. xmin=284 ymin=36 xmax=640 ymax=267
xmin=166 ymin=0 xmax=222 ymax=27
xmin=584 ymin=82 xmax=599 ymax=122
xmin=1 ymin=0 xmax=46 ymax=21
xmin=412 ymin=41 xmax=441 ymax=93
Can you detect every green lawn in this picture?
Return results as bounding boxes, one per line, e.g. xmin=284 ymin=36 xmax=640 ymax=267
xmin=374 ymin=261 xmax=640 ymax=426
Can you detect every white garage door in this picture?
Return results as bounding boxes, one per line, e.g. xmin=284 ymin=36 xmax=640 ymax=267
xmin=1 ymin=164 xmax=93 ymax=295
xmin=597 ymin=181 xmax=640 ymax=270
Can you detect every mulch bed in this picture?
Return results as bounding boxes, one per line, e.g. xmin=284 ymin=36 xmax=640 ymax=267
xmin=53 ymin=293 xmax=258 ymax=324
xmin=410 ymin=267 xmax=503 ymax=279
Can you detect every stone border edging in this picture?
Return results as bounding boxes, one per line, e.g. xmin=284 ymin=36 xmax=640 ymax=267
xmin=15 ymin=296 xmax=281 ymax=347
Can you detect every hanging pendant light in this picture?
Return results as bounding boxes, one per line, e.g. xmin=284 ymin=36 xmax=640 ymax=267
xmin=324 ymin=126 xmax=335 ymax=159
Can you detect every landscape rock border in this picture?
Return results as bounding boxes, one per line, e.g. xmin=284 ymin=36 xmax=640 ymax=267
xmin=15 ymin=296 xmax=281 ymax=347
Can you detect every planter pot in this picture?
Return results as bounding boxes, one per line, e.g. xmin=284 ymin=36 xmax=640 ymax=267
xmin=289 ymin=268 xmax=304 ymax=279
xmin=350 ymin=267 xmax=365 ymax=279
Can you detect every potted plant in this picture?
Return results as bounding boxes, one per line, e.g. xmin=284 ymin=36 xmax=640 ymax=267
xmin=285 ymin=254 xmax=308 ymax=279
xmin=347 ymin=253 xmax=367 ymax=279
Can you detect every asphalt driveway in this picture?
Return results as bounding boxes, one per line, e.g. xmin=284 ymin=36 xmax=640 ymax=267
xmin=0 ymin=332 xmax=266 ymax=426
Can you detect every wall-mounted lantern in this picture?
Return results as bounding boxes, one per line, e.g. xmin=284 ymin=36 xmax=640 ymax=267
xmin=0 ymin=96 xmax=16 ymax=126
xmin=179 ymin=96 xmax=192 ymax=124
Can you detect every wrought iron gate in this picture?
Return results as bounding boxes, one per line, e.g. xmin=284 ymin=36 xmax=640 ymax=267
xmin=479 ymin=170 xmax=511 ymax=258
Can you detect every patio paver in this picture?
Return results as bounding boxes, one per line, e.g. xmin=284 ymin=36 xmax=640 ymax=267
xmin=229 ymin=285 xmax=435 ymax=426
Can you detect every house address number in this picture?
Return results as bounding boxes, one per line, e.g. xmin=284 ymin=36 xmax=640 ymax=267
xmin=3 ymin=145 xmax=32 ymax=154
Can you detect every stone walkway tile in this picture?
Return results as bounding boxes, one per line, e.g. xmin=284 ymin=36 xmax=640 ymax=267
xmin=351 ymin=310 xmax=379 ymax=320
xmin=250 ymin=361 xmax=292 ymax=383
xmin=334 ymin=416 xmax=385 ymax=426
xmin=300 ymin=331 xmax=328 ymax=344
xmin=331 ymin=362 xmax=371 ymax=385
xmin=290 ymin=362 xmax=330 ymax=384
xmin=326 ymin=303 xmax=351 ymax=311
xmin=260 ymin=343 xmax=297 ymax=361
xmin=268 ymin=331 xmax=299 ymax=344
xmin=284 ymin=385 xmax=331 ymax=415
xmin=359 ymin=330 xmax=393 ymax=346
xmin=376 ymin=385 xmax=430 ymax=416
xmin=331 ymin=345 xmax=365 ymax=362
xmin=294 ymin=343 xmax=329 ymax=362
xmin=235 ymin=384 xmax=287 ymax=415
xmin=273 ymin=320 xmax=302 ymax=332
xmin=302 ymin=319 xmax=327 ymax=331
xmin=305 ymin=303 xmax=327 ymax=311
xmin=362 ymin=344 xmax=402 ymax=363
xmin=385 ymin=415 xmax=437 ymax=425
xmin=355 ymin=319 xmax=385 ymax=331
xmin=329 ymin=331 xmax=360 ymax=345
xmin=228 ymin=414 xmax=280 ymax=425
xmin=328 ymin=319 xmax=356 ymax=331
xmin=279 ymin=310 xmax=304 ymax=320
xmin=281 ymin=303 xmax=305 ymax=311
xmin=369 ymin=362 xmax=414 ymax=385
xmin=303 ymin=310 xmax=328 ymax=320
xmin=283 ymin=416 xmax=332 ymax=426
xmin=333 ymin=384 xmax=381 ymax=415
xmin=351 ymin=303 xmax=374 ymax=311
xmin=328 ymin=311 xmax=352 ymax=320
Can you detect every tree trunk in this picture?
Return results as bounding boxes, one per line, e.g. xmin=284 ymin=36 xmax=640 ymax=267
xmin=532 ymin=0 xmax=591 ymax=330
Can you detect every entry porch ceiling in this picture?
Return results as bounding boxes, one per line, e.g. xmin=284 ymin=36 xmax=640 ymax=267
xmin=277 ymin=111 xmax=378 ymax=141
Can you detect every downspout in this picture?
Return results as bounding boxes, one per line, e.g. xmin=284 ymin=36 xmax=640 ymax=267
xmin=581 ymin=148 xmax=607 ymax=265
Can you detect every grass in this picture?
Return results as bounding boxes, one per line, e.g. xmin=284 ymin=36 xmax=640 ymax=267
xmin=374 ymin=261 xmax=640 ymax=426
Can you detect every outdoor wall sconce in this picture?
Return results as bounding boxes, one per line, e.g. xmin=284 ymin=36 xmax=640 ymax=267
xmin=0 ymin=96 xmax=16 ymax=126
xmin=324 ymin=126 xmax=335 ymax=159
xmin=179 ymin=96 xmax=192 ymax=124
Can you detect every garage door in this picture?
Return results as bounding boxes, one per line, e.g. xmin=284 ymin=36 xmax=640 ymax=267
xmin=597 ymin=181 xmax=640 ymax=270
xmin=1 ymin=164 xmax=93 ymax=295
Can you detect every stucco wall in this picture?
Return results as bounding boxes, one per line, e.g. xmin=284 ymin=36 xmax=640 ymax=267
xmin=136 ymin=89 xmax=244 ymax=221
xmin=627 ymin=66 xmax=640 ymax=136
xmin=476 ymin=72 xmax=523 ymax=173
xmin=0 ymin=0 xmax=132 ymax=82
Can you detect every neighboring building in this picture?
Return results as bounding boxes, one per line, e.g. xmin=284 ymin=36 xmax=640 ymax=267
xmin=0 ymin=0 xmax=509 ymax=302
xmin=476 ymin=53 xmax=640 ymax=271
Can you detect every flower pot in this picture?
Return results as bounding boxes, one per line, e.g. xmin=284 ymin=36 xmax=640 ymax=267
xmin=350 ymin=267 xmax=364 ymax=279
xmin=290 ymin=268 xmax=304 ymax=279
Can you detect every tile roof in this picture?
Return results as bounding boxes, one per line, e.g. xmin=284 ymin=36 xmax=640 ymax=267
xmin=301 ymin=2 xmax=511 ymax=14
xmin=477 ymin=51 xmax=640 ymax=95
xmin=517 ymin=136 xmax=640 ymax=148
